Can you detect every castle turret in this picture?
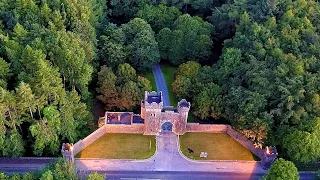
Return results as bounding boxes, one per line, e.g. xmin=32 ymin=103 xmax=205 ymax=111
xmin=177 ymin=99 xmax=190 ymax=134
xmin=143 ymin=91 xmax=163 ymax=135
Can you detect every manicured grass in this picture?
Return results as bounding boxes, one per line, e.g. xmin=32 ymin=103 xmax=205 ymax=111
xmin=180 ymin=133 xmax=259 ymax=161
xmin=143 ymin=71 xmax=157 ymax=91
xmin=160 ymin=64 xmax=178 ymax=107
xmin=75 ymin=134 xmax=156 ymax=159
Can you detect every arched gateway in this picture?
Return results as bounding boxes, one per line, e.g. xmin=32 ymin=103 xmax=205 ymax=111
xmin=161 ymin=121 xmax=173 ymax=132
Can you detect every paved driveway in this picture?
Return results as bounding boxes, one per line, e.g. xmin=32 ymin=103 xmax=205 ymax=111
xmin=152 ymin=64 xmax=170 ymax=106
xmin=154 ymin=132 xmax=187 ymax=171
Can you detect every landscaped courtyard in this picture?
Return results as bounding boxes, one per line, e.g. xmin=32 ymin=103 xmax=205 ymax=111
xmin=75 ymin=134 xmax=156 ymax=159
xmin=180 ymin=133 xmax=259 ymax=161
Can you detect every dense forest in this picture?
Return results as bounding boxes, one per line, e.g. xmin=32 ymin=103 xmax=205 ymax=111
xmin=0 ymin=0 xmax=320 ymax=168
xmin=173 ymin=0 xmax=320 ymax=165
xmin=0 ymin=0 xmax=105 ymax=157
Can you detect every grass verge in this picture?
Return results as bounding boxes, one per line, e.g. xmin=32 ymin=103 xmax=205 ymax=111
xmin=160 ymin=64 xmax=178 ymax=107
xmin=180 ymin=133 xmax=260 ymax=161
xmin=143 ymin=71 xmax=157 ymax=91
xmin=75 ymin=134 xmax=156 ymax=159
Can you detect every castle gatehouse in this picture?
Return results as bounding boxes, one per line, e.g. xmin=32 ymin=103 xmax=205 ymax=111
xmin=100 ymin=91 xmax=190 ymax=135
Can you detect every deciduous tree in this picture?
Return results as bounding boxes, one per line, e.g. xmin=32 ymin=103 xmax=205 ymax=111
xmin=263 ymin=158 xmax=299 ymax=180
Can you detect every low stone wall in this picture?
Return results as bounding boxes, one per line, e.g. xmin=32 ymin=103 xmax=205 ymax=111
xmin=186 ymin=123 xmax=229 ymax=133
xmin=186 ymin=123 xmax=264 ymax=159
xmin=73 ymin=125 xmax=106 ymax=155
xmin=105 ymin=124 xmax=145 ymax=133
xmin=226 ymin=127 xmax=264 ymax=159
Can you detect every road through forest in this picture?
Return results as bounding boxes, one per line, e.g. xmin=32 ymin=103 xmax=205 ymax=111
xmin=152 ymin=64 xmax=170 ymax=107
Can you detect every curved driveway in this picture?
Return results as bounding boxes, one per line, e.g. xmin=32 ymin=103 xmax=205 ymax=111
xmin=152 ymin=64 xmax=170 ymax=107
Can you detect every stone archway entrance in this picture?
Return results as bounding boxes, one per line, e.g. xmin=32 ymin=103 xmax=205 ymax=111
xmin=161 ymin=122 xmax=173 ymax=132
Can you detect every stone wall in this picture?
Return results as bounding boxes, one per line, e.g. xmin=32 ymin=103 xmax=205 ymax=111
xmin=73 ymin=125 xmax=106 ymax=155
xmin=105 ymin=124 xmax=145 ymax=133
xmin=226 ymin=127 xmax=264 ymax=159
xmin=186 ymin=123 xmax=229 ymax=133
xmin=185 ymin=123 xmax=264 ymax=159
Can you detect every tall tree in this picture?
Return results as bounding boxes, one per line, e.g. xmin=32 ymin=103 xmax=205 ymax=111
xmin=97 ymin=66 xmax=119 ymax=109
xmin=157 ymin=14 xmax=213 ymax=64
xmin=29 ymin=118 xmax=59 ymax=156
xmin=15 ymin=82 xmax=36 ymax=120
xmin=122 ymin=18 xmax=160 ymax=71
xmin=97 ymin=24 xmax=127 ymax=69
xmin=137 ymin=4 xmax=181 ymax=32
xmin=97 ymin=64 xmax=152 ymax=110
xmin=3 ymin=129 xmax=25 ymax=157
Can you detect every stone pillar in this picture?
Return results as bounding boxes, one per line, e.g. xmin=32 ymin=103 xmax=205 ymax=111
xmin=61 ymin=143 xmax=74 ymax=163
xmin=177 ymin=99 xmax=190 ymax=135
xmin=98 ymin=117 xmax=105 ymax=127
xmin=261 ymin=146 xmax=278 ymax=169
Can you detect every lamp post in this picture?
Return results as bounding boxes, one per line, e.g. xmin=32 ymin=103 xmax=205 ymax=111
xmin=61 ymin=143 xmax=75 ymax=163
xmin=261 ymin=146 xmax=278 ymax=169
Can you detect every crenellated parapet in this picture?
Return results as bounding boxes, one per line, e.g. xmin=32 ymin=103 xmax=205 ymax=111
xmin=142 ymin=91 xmax=163 ymax=109
xmin=178 ymin=99 xmax=191 ymax=113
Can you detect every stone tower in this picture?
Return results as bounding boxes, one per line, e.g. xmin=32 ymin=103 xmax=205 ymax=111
xmin=176 ymin=99 xmax=190 ymax=134
xmin=142 ymin=91 xmax=163 ymax=135
xmin=261 ymin=146 xmax=278 ymax=169
xmin=61 ymin=143 xmax=74 ymax=162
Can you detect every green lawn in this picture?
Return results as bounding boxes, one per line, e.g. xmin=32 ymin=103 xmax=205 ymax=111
xmin=143 ymin=71 xmax=157 ymax=91
xmin=75 ymin=134 xmax=156 ymax=159
xmin=160 ymin=64 xmax=178 ymax=107
xmin=180 ymin=133 xmax=259 ymax=161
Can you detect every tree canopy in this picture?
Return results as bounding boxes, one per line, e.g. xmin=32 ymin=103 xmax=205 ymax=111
xmin=98 ymin=19 xmax=160 ymax=72
xmin=97 ymin=64 xmax=152 ymax=110
xmin=157 ymin=14 xmax=213 ymax=65
xmin=172 ymin=0 xmax=320 ymax=164
xmin=0 ymin=0 xmax=99 ymax=157
xmin=263 ymin=158 xmax=299 ymax=180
